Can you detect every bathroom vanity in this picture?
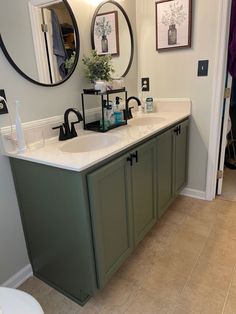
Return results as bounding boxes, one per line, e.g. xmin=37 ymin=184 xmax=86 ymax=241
xmin=2 ymin=100 xmax=190 ymax=305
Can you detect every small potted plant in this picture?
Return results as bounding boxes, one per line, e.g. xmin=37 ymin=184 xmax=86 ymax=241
xmin=82 ymin=50 xmax=114 ymax=91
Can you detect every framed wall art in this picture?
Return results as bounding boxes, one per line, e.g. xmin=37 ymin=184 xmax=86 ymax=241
xmin=94 ymin=10 xmax=120 ymax=56
xmin=156 ymin=0 xmax=192 ymax=51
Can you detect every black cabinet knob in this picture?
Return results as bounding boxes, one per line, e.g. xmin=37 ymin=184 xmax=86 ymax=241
xmin=127 ymin=155 xmax=133 ymax=167
xmin=174 ymin=125 xmax=181 ymax=135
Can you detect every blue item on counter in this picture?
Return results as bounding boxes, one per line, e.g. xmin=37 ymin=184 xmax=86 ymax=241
xmin=114 ymin=111 xmax=123 ymax=124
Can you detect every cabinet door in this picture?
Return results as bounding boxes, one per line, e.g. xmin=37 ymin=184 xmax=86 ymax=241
xmin=156 ymin=129 xmax=174 ymax=218
xmin=174 ymin=120 xmax=189 ymax=194
xmin=131 ymin=139 xmax=156 ymax=246
xmin=87 ymin=156 xmax=133 ymax=289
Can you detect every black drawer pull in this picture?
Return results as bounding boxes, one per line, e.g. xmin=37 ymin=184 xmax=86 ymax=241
xmin=132 ymin=151 xmax=138 ymax=163
xmin=174 ymin=125 xmax=181 ymax=135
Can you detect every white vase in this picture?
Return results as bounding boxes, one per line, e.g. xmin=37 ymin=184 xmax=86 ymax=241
xmin=94 ymin=80 xmax=107 ymax=93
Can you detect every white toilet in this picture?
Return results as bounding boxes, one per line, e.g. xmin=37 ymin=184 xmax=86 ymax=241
xmin=0 ymin=287 xmax=44 ymax=314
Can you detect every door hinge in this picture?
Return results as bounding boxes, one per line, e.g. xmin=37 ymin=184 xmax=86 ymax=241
xmin=217 ymin=170 xmax=223 ymax=179
xmin=41 ymin=23 xmax=48 ymax=33
xmin=224 ymin=88 xmax=231 ymax=99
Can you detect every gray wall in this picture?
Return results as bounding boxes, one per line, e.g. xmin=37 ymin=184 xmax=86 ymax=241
xmin=0 ymin=0 xmax=137 ymax=284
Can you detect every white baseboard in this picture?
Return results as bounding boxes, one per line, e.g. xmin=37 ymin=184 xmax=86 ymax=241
xmin=2 ymin=264 xmax=33 ymax=288
xmin=181 ymin=188 xmax=206 ymax=200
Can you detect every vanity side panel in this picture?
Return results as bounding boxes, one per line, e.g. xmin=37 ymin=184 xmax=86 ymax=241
xmin=10 ymin=158 xmax=97 ymax=304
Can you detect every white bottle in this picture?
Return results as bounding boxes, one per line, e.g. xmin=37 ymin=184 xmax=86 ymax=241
xmin=145 ymin=97 xmax=154 ymax=113
xmin=15 ymin=100 xmax=26 ymax=153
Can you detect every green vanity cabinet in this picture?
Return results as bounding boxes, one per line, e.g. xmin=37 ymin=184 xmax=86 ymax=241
xmin=9 ymin=118 xmax=189 ymax=305
xmin=156 ymin=119 xmax=189 ymax=217
xmin=87 ymin=138 xmax=156 ymax=288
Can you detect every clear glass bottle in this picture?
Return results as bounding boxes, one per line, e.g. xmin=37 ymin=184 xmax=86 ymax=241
xmin=168 ymin=24 xmax=177 ymax=45
xmin=145 ymin=97 xmax=154 ymax=113
xmin=101 ymin=35 xmax=108 ymax=53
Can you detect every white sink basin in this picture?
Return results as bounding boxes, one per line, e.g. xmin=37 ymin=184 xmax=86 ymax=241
xmin=60 ymin=133 xmax=119 ymax=153
xmin=128 ymin=116 xmax=166 ymax=126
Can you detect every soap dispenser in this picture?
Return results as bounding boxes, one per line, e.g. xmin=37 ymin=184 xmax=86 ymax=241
xmin=114 ymin=97 xmax=123 ymax=124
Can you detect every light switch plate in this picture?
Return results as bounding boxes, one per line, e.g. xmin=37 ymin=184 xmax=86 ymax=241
xmin=198 ymin=60 xmax=209 ymax=77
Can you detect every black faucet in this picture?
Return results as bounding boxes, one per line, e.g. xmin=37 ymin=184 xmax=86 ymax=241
xmin=52 ymin=108 xmax=83 ymax=141
xmin=123 ymin=96 xmax=142 ymax=120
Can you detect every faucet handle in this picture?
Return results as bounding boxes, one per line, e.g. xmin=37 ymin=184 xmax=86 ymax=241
xmin=52 ymin=125 xmax=67 ymax=141
xmin=128 ymin=107 xmax=134 ymax=118
xmin=123 ymin=107 xmax=134 ymax=120
xmin=70 ymin=122 xmax=79 ymax=138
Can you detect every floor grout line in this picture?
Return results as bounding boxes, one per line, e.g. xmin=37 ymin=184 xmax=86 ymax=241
xmin=221 ymin=261 xmax=236 ymax=314
xmin=171 ymin=220 xmax=215 ymax=313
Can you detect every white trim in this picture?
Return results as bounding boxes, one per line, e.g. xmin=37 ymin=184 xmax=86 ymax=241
xmin=205 ymin=0 xmax=232 ymax=201
xmin=28 ymin=2 xmax=51 ymax=84
xmin=30 ymin=0 xmax=62 ymax=8
xmin=2 ymin=264 xmax=33 ymax=288
xmin=0 ymin=108 xmax=101 ymax=135
xmin=181 ymin=188 xmax=206 ymax=200
xmin=217 ymin=74 xmax=232 ymax=195
xmin=0 ymin=115 xmax=64 ymax=135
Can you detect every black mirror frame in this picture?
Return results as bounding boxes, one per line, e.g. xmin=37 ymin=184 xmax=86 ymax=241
xmin=91 ymin=0 xmax=134 ymax=78
xmin=0 ymin=0 xmax=80 ymax=87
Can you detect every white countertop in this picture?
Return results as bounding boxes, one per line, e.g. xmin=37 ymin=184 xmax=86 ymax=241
xmin=0 ymin=99 xmax=191 ymax=172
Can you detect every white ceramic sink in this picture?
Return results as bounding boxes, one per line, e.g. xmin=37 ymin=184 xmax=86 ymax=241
xmin=60 ymin=133 xmax=119 ymax=153
xmin=128 ymin=116 xmax=166 ymax=127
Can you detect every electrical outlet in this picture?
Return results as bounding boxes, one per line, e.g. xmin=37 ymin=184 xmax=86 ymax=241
xmin=0 ymin=89 xmax=8 ymax=115
xmin=141 ymin=77 xmax=150 ymax=92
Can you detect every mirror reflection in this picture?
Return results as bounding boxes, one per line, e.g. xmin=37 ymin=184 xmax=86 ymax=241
xmin=0 ymin=0 xmax=79 ymax=86
xmin=91 ymin=1 xmax=133 ymax=78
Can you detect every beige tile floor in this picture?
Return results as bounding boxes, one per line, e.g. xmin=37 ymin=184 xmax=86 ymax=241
xmin=19 ymin=196 xmax=236 ymax=314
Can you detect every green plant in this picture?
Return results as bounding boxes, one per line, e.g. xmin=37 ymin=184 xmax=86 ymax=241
xmin=82 ymin=50 xmax=114 ymax=83
xmin=65 ymin=51 xmax=76 ymax=72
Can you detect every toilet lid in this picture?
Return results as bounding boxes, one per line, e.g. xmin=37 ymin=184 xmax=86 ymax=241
xmin=0 ymin=287 xmax=44 ymax=314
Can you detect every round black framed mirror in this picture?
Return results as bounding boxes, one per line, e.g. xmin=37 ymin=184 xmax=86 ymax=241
xmin=91 ymin=0 xmax=134 ymax=78
xmin=0 ymin=0 xmax=80 ymax=87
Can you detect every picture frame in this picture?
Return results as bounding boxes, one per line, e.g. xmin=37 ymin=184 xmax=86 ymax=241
xmin=155 ymin=0 xmax=192 ymax=51
xmin=94 ymin=10 xmax=120 ymax=56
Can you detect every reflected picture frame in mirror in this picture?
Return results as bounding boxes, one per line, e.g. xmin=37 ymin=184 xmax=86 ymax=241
xmin=0 ymin=0 xmax=80 ymax=87
xmin=91 ymin=0 xmax=134 ymax=78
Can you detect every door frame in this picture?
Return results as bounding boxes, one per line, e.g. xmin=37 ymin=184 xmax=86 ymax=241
xmin=28 ymin=2 xmax=51 ymax=84
xmin=216 ymin=73 xmax=232 ymax=195
xmin=205 ymin=0 xmax=232 ymax=200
